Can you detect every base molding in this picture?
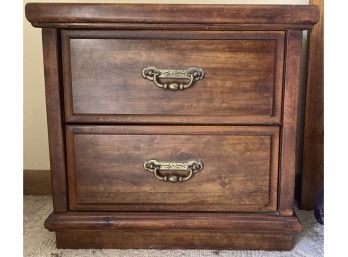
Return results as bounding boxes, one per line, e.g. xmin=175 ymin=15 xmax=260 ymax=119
xmin=56 ymin=230 xmax=294 ymax=250
xmin=24 ymin=169 xmax=51 ymax=195
xmin=45 ymin=211 xmax=301 ymax=250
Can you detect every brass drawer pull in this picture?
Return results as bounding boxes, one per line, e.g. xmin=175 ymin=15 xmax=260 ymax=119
xmin=142 ymin=66 xmax=204 ymax=91
xmin=144 ymin=159 xmax=203 ymax=183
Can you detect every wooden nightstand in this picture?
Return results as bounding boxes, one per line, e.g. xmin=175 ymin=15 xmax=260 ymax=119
xmin=25 ymin=3 xmax=319 ymax=250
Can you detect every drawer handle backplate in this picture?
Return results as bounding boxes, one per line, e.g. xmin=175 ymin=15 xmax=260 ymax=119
xmin=144 ymin=159 xmax=203 ymax=183
xmin=142 ymin=66 xmax=204 ymax=91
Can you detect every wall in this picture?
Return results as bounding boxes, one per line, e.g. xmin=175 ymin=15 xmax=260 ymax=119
xmin=23 ymin=0 xmax=309 ymax=170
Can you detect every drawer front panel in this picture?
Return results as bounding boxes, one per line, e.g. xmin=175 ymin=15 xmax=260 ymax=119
xmin=66 ymin=126 xmax=279 ymax=212
xmin=62 ymin=30 xmax=284 ymax=124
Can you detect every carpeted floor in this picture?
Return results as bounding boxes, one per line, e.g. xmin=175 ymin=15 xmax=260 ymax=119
xmin=24 ymin=196 xmax=323 ymax=257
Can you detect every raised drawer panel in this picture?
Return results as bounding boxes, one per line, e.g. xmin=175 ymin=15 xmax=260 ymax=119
xmin=66 ymin=126 xmax=279 ymax=212
xmin=62 ymin=31 xmax=284 ymax=124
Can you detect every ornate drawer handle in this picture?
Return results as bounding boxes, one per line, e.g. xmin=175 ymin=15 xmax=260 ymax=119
xmin=144 ymin=159 xmax=203 ymax=183
xmin=142 ymin=66 xmax=204 ymax=91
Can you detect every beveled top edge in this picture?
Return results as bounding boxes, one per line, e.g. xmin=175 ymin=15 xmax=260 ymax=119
xmin=25 ymin=3 xmax=319 ymax=29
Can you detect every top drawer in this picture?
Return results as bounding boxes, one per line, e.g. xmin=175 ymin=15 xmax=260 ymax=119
xmin=62 ymin=30 xmax=284 ymax=124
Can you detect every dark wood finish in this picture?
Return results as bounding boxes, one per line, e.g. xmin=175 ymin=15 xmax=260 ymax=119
xmin=56 ymin=231 xmax=293 ymax=250
xmin=301 ymin=0 xmax=324 ymax=210
xmin=25 ymin=3 xmax=319 ymax=30
xmin=278 ymin=30 xmax=303 ymax=216
xmin=66 ymin=126 xmax=279 ymax=212
xmin=25 ymin=4 xmax=319 ymax=250
xmin=48 ymin=212 xmax=300 ymax=250
xmin=42 ymin=29 xmax=68 ymax=212
xmin=62 ymin=30 xmax=284 ymax=125
xmin=45 ymin=212 xmax=301 ymax=232
xmin=25 ymin=23 xmax=319 ymax=31
xmin=45 ymin=213 xmax=301 ymax=250
xmin=24 ymin=170 xmax=51 ymax=195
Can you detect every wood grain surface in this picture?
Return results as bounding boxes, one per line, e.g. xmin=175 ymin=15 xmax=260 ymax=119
xmin=47 ymin=211 xmax=300 ymax=249
xmin=62 ymin=30 xmax=284 ymax=124
xmin=45 ymin=211 xmax=301 ymax=232
xmin=55 ymin=230 xmax=294 ymax=250
xmin=41 ymin=28 xmax=68 ymax=212
xmin=24 ymin=3 xmax=319 ymax=250
xmin=278 ymin=30 xmax=303 ymax=216
xmin=25 ymin=3 xmax=319 ymax=30
xmin=301 ymin=0 xmax=324 ymax=210
xmin=66 ymin=126 xmax=279 ymax=212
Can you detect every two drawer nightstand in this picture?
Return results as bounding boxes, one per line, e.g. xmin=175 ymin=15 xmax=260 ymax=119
xmin=25 ymin=3 xmax=319 ymax=250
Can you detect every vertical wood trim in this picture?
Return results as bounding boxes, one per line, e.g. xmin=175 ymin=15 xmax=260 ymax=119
xmin=42 ymin=28 xmax=68 ymax=212
xmin=301 ymin=0 xmax=324 ymax=210
xmin=278 ymin=30 xmax=303 ymax=215
xmin=65 ymin=126 xmax=77 ymax=210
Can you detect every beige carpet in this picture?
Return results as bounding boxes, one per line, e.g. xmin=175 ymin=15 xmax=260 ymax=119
xmin=24 ymin=196 xmax=323 ymax=257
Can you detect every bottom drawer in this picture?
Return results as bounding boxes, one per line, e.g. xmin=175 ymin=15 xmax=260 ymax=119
xmin=66 ymin=126 xmax=279 ymax=212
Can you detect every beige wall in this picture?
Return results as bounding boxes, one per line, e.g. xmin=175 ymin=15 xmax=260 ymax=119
xmin=23 ymin=0 xmax=309 ymax=170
